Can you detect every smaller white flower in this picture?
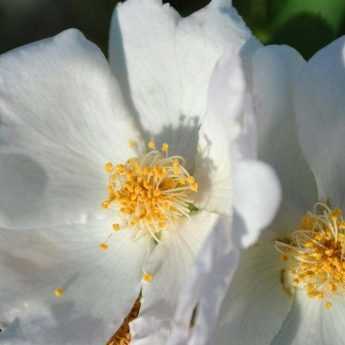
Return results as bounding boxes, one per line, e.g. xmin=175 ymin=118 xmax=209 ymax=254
xmin=175 ymin=36 xmax=345 ymax=345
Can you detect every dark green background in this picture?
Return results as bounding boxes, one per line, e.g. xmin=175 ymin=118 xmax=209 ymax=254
xmin=0 ymin=0 xmax=344 ymax=59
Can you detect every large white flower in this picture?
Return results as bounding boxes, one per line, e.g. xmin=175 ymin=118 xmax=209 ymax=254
xmin=176 ymin=35 xmax=345 ymax=345
xmin=0 ymin=1 xmax=280 ymax=345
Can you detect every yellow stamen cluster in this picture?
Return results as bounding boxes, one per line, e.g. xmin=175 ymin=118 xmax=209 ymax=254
xmin=275 ymin=202 xmax=345 ymax=308
xmin=102 ymin=141 xmax=198 ymax=241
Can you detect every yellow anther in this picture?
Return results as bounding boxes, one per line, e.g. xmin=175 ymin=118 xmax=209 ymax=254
xmin=102 ymin=201 xmax=110 ymax=209
xmin=128 ymin=139 xmax=138 ymax=149
xmin=332 ymin=208 xmax=342 ymax=218
xmin=161 ymin=143 xmax=169 ymax=153
xmin=54 ymin=288 xmax=64 ymax=298
xmin=325 ymin=301 xmax=333 ymax=309
xmin=112 ymin=224 xmax=121 ymax=232
xmin=187 ymin=176 xmax=195 ymax=184
xmin=143 ymin=273 xmax=153 ymax=282
xmin=304 ymin=242 xmax=314 ymax=248
xmin=99 ymin=243 xmax=109 ymax=251
xmin=115 ymin=164 xmax=126 ymax=175
xmin=148 ymin=139 xmax=156 ymax=150
xmin=191 ymin=182 xmax=198 ymax=192
xmin=104 ymin=162 xmax=114 ymax=173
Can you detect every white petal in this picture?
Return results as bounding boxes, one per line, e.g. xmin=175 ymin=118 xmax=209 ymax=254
xmin=206 ymin=48 xmax=247 ymax=142
xmin=193 ymin=115 xmax=232 ymax=216
xmin=232 ymin=37 xmax=262 ymax=161
xmin=0 ymin=29 xmax=139 ymax=163
xmin=168 ymin=216 xmax=239 ymax=345
xmin=294 ymin=36 xmax=345 ymax=209
xmin=175 ymin=1 xmax=251 ymax=119
xmin=194 ymin=35 xmax=256 ymax=216
xmin=0 ymin=29 xmax=140 ymax=228
xmin=251 ymin=45 xmax=318 ymax=231
xmin=216 ymin=240 xmax=293 ymax=345
xmin=109 ymin=0 xmax=181 ymax=136
xmin=109 ymin=0 xmax=250 ymax=164
xmin=131 ymin=211 xmax=219 ymax=345
xmin=0 ymin=223 xmax=151 ymax=345
xmin=193 ymin=51 xmax=242 ymax=216
xmin=271 ymin=293 xmax=345 ymax=345
xmin=232 ymin=160 xmax=281 ymax=248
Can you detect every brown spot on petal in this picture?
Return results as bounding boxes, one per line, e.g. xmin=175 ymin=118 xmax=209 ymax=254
xmin=107 ymin=297 xmax=141 ymax=345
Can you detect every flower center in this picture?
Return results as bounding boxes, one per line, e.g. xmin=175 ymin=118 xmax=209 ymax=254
xmin=275 ymin=202 xmax=345 ymax=309
xmin=102 ymin=140 xmax=198 ymax=241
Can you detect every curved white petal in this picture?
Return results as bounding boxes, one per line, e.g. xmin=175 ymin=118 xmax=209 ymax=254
xmin=216 ymin=241 xmax=293 ymax=345
xmin=0 ymin=29 xmax=140 ymax=229
xmin=175 ymin=1 xmax=251 ymax=119
xmin=194 ymin=34 xmax=259 ymax=217
xmin=193 ymin=115 xmax=232 ymax=216
xmin=251 ymin=45 xmax=318 ymax=232
xmin=294 ymin=36 xmax=345 ymax=210
xmin=271 ymin=293 xmax=345 ymax=345
xmin=0 ymin=223 xmax=151 ymax=345
xmin=109 ymin=0 xmax=181 ymax=136
xmin=232 ymin=37 xmax=263 ymax=161
xmin=168 ymin=216 xmax=239 ymax=345
xmin=130 ymin=211 xmax=219 ymax=345
xmin=109 ymin=0 xmax=250 ymax=165
xmin=232 ymin=160 xmax=281 ymax=248
xmin=193 ymin=51 xmax=244 ymax=216
xmin=0 ymin=29 xmax=139 ymax=163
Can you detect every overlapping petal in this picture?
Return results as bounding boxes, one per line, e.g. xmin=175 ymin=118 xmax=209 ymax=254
xmin=167 ymin=216 xmax=239 ymax=345
xmin=131 ymin=211 xmax=219 ymax=345
xmin=109 ymin=0 xmax=251 ymax=166
xmin=232 ymin=160 xmax=281 ymax=247
xmin=294 ymin=36 xmax=345 ymax=209
xmin=250 ymin=45 xmax=318 ymax=232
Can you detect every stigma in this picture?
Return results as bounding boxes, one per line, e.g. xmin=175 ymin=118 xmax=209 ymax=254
xmin=101 ymin=140 xmax=198 ymax=241
xmin=275 ymin=202 xmax=345 ymax=309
